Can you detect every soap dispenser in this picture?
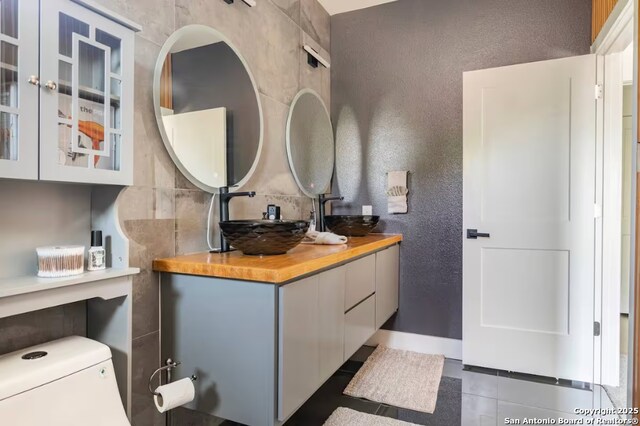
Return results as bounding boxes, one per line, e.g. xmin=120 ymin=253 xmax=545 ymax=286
xmin=87 ymin=230 xmax=106 ymax=271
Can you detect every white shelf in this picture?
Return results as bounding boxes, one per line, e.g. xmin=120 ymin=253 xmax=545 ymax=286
xmin=0 ymin=267 xmax=139 ymax=299
xmin=58 ymin=81 xmax=121 ymax=103
xmin=0 ymin=62 xmax=18 ymax=73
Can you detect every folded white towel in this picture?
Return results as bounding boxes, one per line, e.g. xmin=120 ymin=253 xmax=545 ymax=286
xmin=386 ymin=185 xmax=408 ymax=196
xmin=387 ymin=171 xmax=408 ymax=214
xmin=388 ymin=171 xmax=407 ymax=188
xmin=316 ymin=232 xmax=348 ymax=245
xmin=303 ymin=230 xmax=348 ymax=245
xmin=388 ymin=195 xmax=408 ymax=214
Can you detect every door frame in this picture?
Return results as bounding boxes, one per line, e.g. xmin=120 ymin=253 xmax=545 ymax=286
xmin=591 ymin=0 xmax=635 ymax=397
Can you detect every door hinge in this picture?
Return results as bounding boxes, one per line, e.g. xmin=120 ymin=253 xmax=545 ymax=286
xmin=595 ymin=84 xmax=603 ymax=100
xmin=594 ymin=204 xmax=602 ymax=218
xmin=594 ymin=321 xmax=601 ymax=337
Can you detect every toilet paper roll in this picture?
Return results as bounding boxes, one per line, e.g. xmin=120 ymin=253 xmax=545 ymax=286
xmin=153 ymin=377 xmax=195 ymax=413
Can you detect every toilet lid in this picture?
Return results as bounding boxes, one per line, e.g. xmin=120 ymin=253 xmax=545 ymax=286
xmin=0 ymin=336 xmax=111 ymax=400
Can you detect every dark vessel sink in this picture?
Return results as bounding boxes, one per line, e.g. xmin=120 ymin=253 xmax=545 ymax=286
xmin=324 ymin=215 xmax=380 ymax=237
xmin=219 ymin=220 xmax=310 ymax=255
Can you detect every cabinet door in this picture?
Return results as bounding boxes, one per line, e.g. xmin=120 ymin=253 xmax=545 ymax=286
xmin=345 ymin=254 xmax=376 ymax=310
xmin=39 ymin=0 xmax=134 ymax=185
xmin=0 ymin=0 xmax=39 ymax=180
xmin=375 ymin=244 xmax=400 ymax=328
xmin=318 ymin=266 xmax=345 ymax=382
xmin=278 ymin=276 xmax=320 ymax=421
xmin=344 ymin=294 xmax=376 ymax=361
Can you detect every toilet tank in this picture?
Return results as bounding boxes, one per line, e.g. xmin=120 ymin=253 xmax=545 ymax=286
xmin=0 ymin=336 xmax=130 ymax=426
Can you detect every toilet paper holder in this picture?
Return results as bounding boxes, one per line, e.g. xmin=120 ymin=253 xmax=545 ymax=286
xmin=148 ymin=358 xmax=197 ymax=396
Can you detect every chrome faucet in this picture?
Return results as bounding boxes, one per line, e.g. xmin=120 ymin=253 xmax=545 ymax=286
xmin=219 ymin=186 xmax=256 ymax=252
xmin=318 ymin=194 xmax=344 ymax=232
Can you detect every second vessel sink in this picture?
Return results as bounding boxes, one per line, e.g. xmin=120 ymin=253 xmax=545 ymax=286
xmin=219 ymin=220 xmax=310 ymax=255
xmin=324 ymin=215 xmax=380 ymax=237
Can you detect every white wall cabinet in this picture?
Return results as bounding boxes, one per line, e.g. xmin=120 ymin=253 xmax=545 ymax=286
xmin=0 ymin=0 xmax=139 ymax=185
xmin=375 ymin=245 xmax=400 ymax=328
xmin=0 ymin=0 xmax=39 ymax=180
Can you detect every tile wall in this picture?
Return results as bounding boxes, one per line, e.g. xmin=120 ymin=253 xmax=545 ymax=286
xmin=99 ymin=0 xmax=331 ymax=423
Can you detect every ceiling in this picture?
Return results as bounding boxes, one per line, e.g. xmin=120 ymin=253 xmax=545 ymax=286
xmin=317 ymin=0 xmax=398 ymax=16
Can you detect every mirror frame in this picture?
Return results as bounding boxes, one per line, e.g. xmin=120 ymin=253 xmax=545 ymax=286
xmin=153 ymin=24 xmax=264 ymax=193
xmin=286 ymin=88 xmax=335 ymax=198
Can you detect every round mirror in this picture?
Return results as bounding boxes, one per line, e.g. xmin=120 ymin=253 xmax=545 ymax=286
xmin=153 ymin=25 xmax=263 ymax=192
xmin=286 ymin=89 xmax=335 ymax=197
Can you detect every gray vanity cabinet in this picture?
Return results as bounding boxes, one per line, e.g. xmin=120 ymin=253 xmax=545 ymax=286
xmin=279 ymin=253 xmax=389 ymax=420
xmin=160 ymin=242 xmax=400 ymax=426
xmin=343 ymin=254 xmax=377 ymax=361
xmin=278 ymin=275 xmax=321 ymax=420
xmin=278 ymin=267 xmax=346 ymax=421
xmin=161 ymin=274 xmax=279 ymax=426
xmin=318 ymin=267 xmax=347 ymax=381
xmin=375 ymin=245 xmax=400 ymax=328
xmin=344 ymin=294 xmax=376 ymax=360
xmin=345 ymin=254 xmax=376 ymax=310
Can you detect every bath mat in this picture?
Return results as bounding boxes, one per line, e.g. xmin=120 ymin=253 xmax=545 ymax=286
xmin=323 ymin=407 xmax=420 ymax=426
xmin=344 ymin=345 xmax=445 ymax=414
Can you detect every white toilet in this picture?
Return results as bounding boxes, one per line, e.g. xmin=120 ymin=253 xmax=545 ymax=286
xmin=0 ymin=336 xmax=130 ymax=425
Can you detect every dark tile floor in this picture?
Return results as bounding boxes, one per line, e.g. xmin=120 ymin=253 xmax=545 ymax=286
xmin=283 ymin=347 xmax=461 ymax=426
xmin=180 ymin=345 xmax=616 ymax=426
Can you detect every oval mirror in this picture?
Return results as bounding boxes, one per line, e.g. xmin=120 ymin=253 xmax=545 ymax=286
xmin=286 ymin=89 xmax=335 ymax=197
xmin=153 ymin=25 xmax=263 ymax=192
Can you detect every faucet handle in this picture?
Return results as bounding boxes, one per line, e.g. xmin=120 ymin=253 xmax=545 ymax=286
xmin=319 ymin=194 xmax=344 ymax=203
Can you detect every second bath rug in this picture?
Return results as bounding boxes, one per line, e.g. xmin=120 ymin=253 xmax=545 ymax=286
xmin=343 ymin=345 xmax=445 ymax=414
xmin=323 ymin=407 xmax=419 ymax=426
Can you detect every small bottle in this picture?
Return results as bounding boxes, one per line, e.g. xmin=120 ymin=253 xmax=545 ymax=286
xmin=309 ymin=210 xmax=316 ymax=232
xmin=88 ymin=230 xmax=106 ymax=271
xmin=267 ymin=204 xmax=281 ymax=220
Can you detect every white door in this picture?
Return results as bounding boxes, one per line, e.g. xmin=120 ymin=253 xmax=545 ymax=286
xmin=463 ymin=54 xmax=597 ymax=382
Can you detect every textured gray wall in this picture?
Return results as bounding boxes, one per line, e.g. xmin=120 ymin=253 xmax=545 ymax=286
xmin=331 ymin=0 xmax=592 ymax=339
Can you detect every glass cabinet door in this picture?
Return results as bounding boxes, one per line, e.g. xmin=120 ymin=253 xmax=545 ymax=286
xmin=0 ymin=0 xmax=39 ymax=180
xmin=39 ymin=0 xmax=134 ymax=185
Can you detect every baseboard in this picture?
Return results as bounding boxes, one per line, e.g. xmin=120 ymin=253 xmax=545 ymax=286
xmin=366 ymin=329 xmax=462 ymax=360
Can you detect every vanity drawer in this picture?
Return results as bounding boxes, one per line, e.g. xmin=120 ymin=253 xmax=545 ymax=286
xmin=344 ymin=294 xmax=376 ymax=361
xmin=345 ymin=254 xmax=376 ymax=310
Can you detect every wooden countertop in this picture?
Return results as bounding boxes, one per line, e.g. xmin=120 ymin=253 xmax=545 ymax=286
xmin=153 ymin=234 xmax=402 ymax=284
